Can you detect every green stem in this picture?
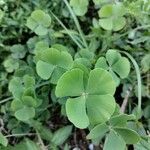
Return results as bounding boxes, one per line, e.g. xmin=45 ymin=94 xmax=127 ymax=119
xmin=120 ymin=51 xmax=142 ymax=111
xmin=50 ymin=10 xmax=83 ymax=49
xmin=0 ymin=97 xmax=13 ymax=105
xmin=63 ymin=0 xmax=88 ymax=49
xmin=5 ymin=133 xmax=35 ymax=137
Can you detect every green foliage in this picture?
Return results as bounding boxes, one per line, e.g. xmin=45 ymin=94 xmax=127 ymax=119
xmin=35 ymin=47 xmax=73 ymax=83
xmin=98 ymin=3 xmax=126 ymax=31
xmin=95 ymin=49 xmax=130 ymax=86
xmin=70 ymin=0 xmax=89 ymax=16
xmin=56 ymin=68 xmax=116 ymax=128
xmin=0 ymin=0 xmax=149 ymax=149
xmin=51 ymin=125 xmax=72 ymax=145
xmin=27 ymin=10 xmax=51 ymax=35
xmin=0 ymin=133 xmax=8 ymax=147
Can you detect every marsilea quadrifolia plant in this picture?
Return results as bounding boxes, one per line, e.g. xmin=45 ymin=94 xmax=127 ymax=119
xmin=3 ymin=0 xmax=146 ymax=149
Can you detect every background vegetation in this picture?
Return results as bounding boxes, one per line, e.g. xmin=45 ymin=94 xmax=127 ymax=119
xmin=0 ymin=0 xmax=150 ymax=149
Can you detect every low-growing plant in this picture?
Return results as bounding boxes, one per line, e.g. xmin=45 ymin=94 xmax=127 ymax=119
xmin=0 ymin=0 xmax=150 ymax=149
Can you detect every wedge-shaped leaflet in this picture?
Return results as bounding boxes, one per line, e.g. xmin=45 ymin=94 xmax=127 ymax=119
xmin=70 ymin=0 xmax=89 ymax=16
xmin=56 ymin=68 xmax=116 ymax=128
xmin=36 ymin=48 xmax=73 ymax=84
xmin=56 ymin=69 xmax=84 ymax=97
xmin=15 ymin=107 xmax=35 ymax=121
xmin=86 ymin=95 xmax=116 ymax=125
xmin=114 ymin=127 xmax=140 ymax=144
xmin=109 ymin=114 xmax=136 ymax=127
xmin=104 ymin=130 xmax=126 ymax=150
xmin=27 ymin=10 xmax=51 ymax=35
xmin=66 ymin=97 xmax=89 ymax=128
xmin=95 ymin=49 xmax=130 ymax=86
xmin=87 ymin=123 xmax=109 ymax=139
xmin=98 ymin=3 xmax=126 ymax=31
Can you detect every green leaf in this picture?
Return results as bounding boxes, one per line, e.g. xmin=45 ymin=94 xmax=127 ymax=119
xmin=56 ymin=68 xmax=116 ymax=128
xmin=9 ymin=77 xmax=23 ymax=99
xmin=56 ymin=69 xmax=84 ymax=97
xmin=70 ymin=0 xmax=89 ymax=16
xmin=36 ymin=48 xmax=73 ymax=83
xmin=87 ymin=123 xmax=109 ymax=139
xmin=15 ymin=107 xmax=35 ymax=121
xmin=98 ymin=3 xmax=126 ymax=31
xmin=27 ymin=10 xmax=51 ymax=35
xmin=95 ymin=57 xmax=109 ymax=70
xmin=75 ymin=49 xmax=95 ymax=61
xmin=0 ymin=133 xmax=8 ymax=147
xmin=22 ymin=96 xmax=37 ymax=107
xmin=37 ymin=48 xmax=73 ymax=70
xmin=114 ymin=127 xmax=140 ymax=144
xmin=10 ymin=44 xmax=26 ymax=59
xmin=104 ymin=130 xmax=126 ymax=150
xmin=23 ymin=75 xmax=35 ymax=88
xmin=87 ymin=68 xmax=116 ymax=95
xmin=66 ymin=96 xmax=89 ymax=128
xmin=99 ymin=18 xmax=113 ymax=31
xmin=112 ymin=57 xmax=130 ymax=79
xmin=11 ymin=99 xmax=24 ymax=111
xmin=110 ymin=114 xmax=136 ymax=127
xmin=25 ymin=139 xmax=40 ymax=150
xmin=3 ymin=57 xmax=19 ymax=73
xmin=52 ymin=125 xmax=72 ymax=145
xmin=106 ymin=49 xmax=121 ymax=66
xmin=86 ymin=94 xmax=116 ymax=125
xmin=141 ymin=54 xmax=150 ymax=73
xmin=36 ymin=60 xmax=55 ymax=80
xmin=113 ymin=17 xmax=126 ymax=31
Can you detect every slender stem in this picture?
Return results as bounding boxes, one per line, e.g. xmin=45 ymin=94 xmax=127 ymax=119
xmin=120 ymin=51 xmax=142 ymax=111
xmin=133 ymin=24 xmax=150 ymax=32
xmin=63 ymin=0 xmax=88 ymax=49
xmin=5 ymin=133 xmax=35 ymax=138
xmin=36 ymin=130 xmax=48 ymax=150
xmin=0 ymin=97 xmax=13 ymax=105
xmin=35 ymin=81 xmax=50 ymax=89
xmin=50 ymin=11 xmax=83 ymax=49
xmin=120 ymin=90 xmax=131 ymax=113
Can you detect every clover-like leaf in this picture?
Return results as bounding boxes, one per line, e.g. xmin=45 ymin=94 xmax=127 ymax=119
xmin=75 ymin=49 xmax=95 ymax=61
xmin=87 ymin=68 xmax=116 ymax=95
xmin=9 ymin=77 xmax=24 ymax=99
xmin=95 ymin=49 xmax=130 ymax=86
xmin=56 ymin=68 xmax=116 ymax=128
xmin=3 ymin=57 xmax=19 ymax=73
xmin=87 ymin=123 xmax=109 ymax=139
xmin=114 ymin=127 xmax=140 ymax=144
xmin=104 ymin=130 xmax=126 ymax=150
xmin=56 ymin=69 xmax=84 ymax=97
xmin=86 ymin=95 xmax=116 ymax=125
xmin=66 ymin=96 xmax=89 ymax=129
xmin=70 ymin=0 xmax=89 ymax=16
xmin=10 ymin=44 xmax=26 ymax=59
xmin=15 ymin=107 xmax=35 ymax=121
xmin=27 ymin=10 xmax=51 ymax=35
xmin=36 ymin=48 xmax=73 ymax=84
xmin=98 ymin=3 xmax=126 ymax=31
xmin=109 ymin=114 xmax=136 ymax=127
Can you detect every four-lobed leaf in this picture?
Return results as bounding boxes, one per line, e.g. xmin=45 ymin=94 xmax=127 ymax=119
xmin=36 ymin=48 xmax=73 ymax=84
xmin=27 ymin=10 xmax=51 ymax=35
xmin=98 ymin=3 xmax=126 ymax=31
xmin=56 ymin=68 xmax=116 ymax=128
xmin=95 ymin=49 xmax=130 ymax=86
